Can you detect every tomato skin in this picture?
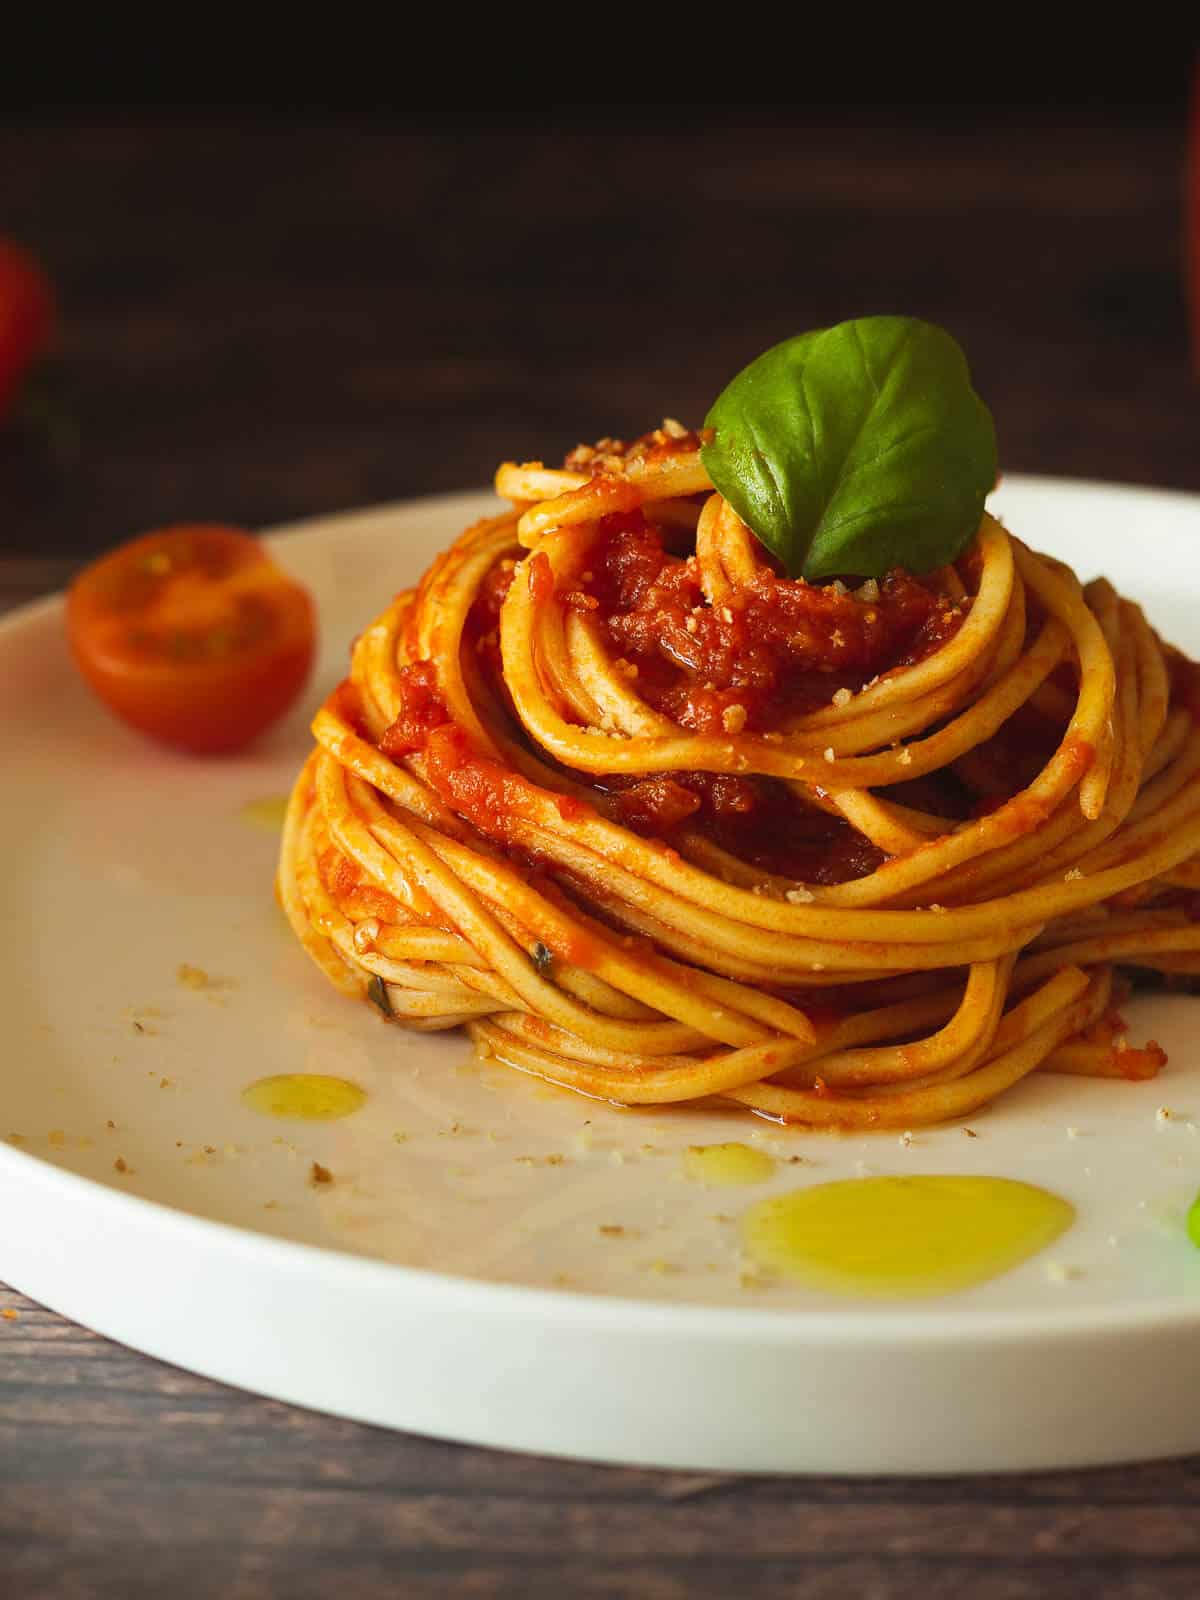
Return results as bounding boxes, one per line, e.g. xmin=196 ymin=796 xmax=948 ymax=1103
xmin=0 ymin=241 xmax=55 ymax=416
xmin=66 ymin=526 xmax=316 ymax=755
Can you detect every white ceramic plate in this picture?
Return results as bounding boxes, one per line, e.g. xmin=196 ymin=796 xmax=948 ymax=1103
xmin=4 ymin=476 xmax=1200 ymax=1474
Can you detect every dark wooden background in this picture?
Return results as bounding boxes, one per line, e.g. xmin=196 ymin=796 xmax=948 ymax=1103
xmin=4 ymin=100 xmax=1200 ymax=1598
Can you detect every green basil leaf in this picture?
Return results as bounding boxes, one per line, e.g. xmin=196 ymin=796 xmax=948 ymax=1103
xmin=366 ymin=972 xmax=394 ymax=1020
xmin=701 ymin=317 xmax=997 ymax=580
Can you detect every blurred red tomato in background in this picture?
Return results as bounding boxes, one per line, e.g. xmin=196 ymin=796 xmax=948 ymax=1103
xmin=1190 ymin=60 xmax=1200 ymax=372
xmin=0 ymin=240 xmax=55 ymax=418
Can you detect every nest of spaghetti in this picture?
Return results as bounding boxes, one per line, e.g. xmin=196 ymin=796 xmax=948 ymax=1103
xmin=279 ymin=427 xmax=1200 ymax=1129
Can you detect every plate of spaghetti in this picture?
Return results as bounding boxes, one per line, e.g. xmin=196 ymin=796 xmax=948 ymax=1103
xmin=4 ymin=320 xmax=1200 ymax=1473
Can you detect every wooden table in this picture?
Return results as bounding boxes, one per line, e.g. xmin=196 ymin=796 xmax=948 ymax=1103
xmin=3 ymin=113 xmax=1200 ymax=1599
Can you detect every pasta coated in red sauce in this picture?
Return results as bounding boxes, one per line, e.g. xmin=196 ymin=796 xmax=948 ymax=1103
xmin=385 ymin=514 xmax=979 ymax=887
xmin=281 ymin=425 xmax=1200 ymax=1127
xmin=573 ymin=512 xmax=965 ymax=733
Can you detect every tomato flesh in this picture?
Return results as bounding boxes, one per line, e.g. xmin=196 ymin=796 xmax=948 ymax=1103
xmin=66 ymin=526 xmax=316 ymax=754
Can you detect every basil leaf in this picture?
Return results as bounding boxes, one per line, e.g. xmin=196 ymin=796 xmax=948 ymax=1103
xmin=366 ymin=972 xmax=394 ymax=1020
xmin=701 ymin=317 xmax=997 ymax=580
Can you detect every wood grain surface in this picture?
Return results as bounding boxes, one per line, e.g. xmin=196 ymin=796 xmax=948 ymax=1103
xmin=3 ymin=111 xmax=1200 ymax=1599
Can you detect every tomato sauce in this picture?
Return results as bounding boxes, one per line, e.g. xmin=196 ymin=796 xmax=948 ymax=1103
xmin=373 ymin=508 xmax=976 ymax=887
xmin=1110 ymin=1041 xmax=1168 ymax=1081
xmin=418 ymin=722 xmax=599 ymax=846
xmin=320 ymin=848 xmax=403 ymax=923
xmin=573 ymin=512 xmax=964 ymax=733
xmin=378 ymin=662 xmax=451 ymax=756
xmin=960 ymin=709 xmax=1087 ymax=815
xmin=704 ymin=780 xmax=886 ymax=885
xmin=472 ymin=557 xmax=517 ymax=631
xmin=598 ymin=769 xmax=885 ymax=885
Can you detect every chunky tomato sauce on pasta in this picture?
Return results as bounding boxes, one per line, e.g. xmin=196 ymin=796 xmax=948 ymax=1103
xmin=381 ymin=503 xmax=974 ymax=884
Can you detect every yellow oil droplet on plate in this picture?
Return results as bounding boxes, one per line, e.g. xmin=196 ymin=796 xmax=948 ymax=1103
xmin=242 ymin=1074 xmax=366 ymax=1121
xmin=684 ymin=1142 xmax=776 ymax=1187
xmin=742 ymin=1175 xmax=1074 ymax=1298
xmin=240 ymin=795 xmax=290 ymax=832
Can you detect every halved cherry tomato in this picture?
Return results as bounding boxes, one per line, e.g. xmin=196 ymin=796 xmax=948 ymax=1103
xmin=66 ymin=526 xmax=316 ymax=754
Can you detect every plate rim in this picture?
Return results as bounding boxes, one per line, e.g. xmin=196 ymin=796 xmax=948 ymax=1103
xmin=7 ymin=1124 xmax=1200 ymax=1347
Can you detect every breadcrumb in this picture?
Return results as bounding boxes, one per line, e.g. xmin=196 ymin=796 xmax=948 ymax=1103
xmin=1045 ymin=1262 xmax=1083 ymax=1282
